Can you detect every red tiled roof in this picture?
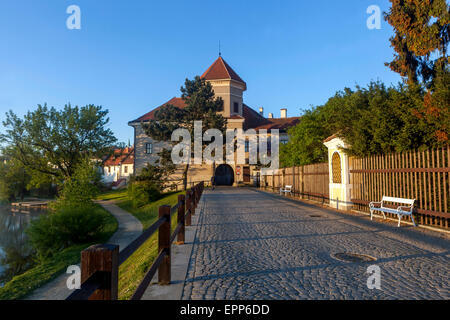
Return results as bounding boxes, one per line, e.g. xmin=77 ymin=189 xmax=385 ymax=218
xmin=242 ymin=104 xmax=300 ymax=131
xmin=130 ymin=98 xmax=300 ymax=132
xmin=252 ymin=117 xmax=301 ymax=130
xmin=103 ymin=147 xmax=134 ymax=167
xmin=129 ymin=57 xmax=298 ymax=131
xmin=130 ymin=97 xmax=186 ymax=123
xmin=201 ymin=56 xmax=246 ymax=85
xmin=323 ymin=134 xmax=338 ymax=143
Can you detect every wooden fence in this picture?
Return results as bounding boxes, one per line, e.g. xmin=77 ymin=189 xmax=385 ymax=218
xmin=67 ymin=182 xmax=204 ymax=300
xmin=261 ymin=146 xmax=449 ymax=230
xmin=350 ymin=146 xmax=450 ymax=229
xmin=261 ymin=162 xmax=330 ymax=204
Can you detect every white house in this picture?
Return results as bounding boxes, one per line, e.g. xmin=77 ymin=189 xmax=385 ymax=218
xmin=102 ymin=147 xmax=134 ymax=184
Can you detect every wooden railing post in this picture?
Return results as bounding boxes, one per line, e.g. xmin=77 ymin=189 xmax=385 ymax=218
xmin=185 ymin=192 xmax=192 ymax=226
xmin=177 ymin=195 xmax=185 ymax=244
xmin=158 ymin=205 xmax=171 ymax=285
xmin=81 ymin=244 xmax=119 ymax=300
xmin=192 ymin=187 xmax=197 ymax=213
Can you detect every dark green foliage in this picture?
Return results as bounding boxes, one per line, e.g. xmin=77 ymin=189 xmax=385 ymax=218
xmin=281 ymin=81 xmax=447 ymax=167
xmin=0 ymin=104 xmax=117 ymax=182
xmin=0 ymin=246 xmax=35 ymax=285
xmin=26 ymin=159 xmax=106 ymax=260
xmin=127 ymin=181 xmax=161 ymax=209
xmin=280 ymin=107 xmax=331 ymax=167
xmin=0 ymin=158 xmax=31 ymax=202
xmin=26 ymin=205 xmax=108 ymax=260
xmin=127 ymin=149 xmax=177 ymax=208
xmin=51 ymin=157 xmax=101 ymax=211
xmin=144 ymin=76 xmax=227 ymax=190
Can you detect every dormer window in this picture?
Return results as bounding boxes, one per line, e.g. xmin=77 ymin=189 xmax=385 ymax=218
xmin=233 ymin=102 xmax=239 ymax=114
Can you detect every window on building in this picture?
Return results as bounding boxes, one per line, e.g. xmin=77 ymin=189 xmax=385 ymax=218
xmin=124 ymin=166 xmax=128 ymax=174
xmin=245 ymin=140 xmax=249 ymax=152
xmin=233 ymin=102 xmax=239 ymax=113
xmin=332 ymin=152 xmax=342 ymax=184
xmin=145 ymin=143 xmax=153 ymax=154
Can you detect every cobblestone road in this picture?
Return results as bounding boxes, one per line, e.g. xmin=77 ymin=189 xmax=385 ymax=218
xmin=182 ymin=187 xmax=450 ymax=300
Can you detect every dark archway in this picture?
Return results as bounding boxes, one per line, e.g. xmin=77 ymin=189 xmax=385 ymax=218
xmin=214 ymin=164 xmax=234 ymax=186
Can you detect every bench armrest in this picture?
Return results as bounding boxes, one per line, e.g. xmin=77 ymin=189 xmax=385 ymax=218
xmin=397 ymin=206 xmax=413 ymax=213
xmin=369 ymin=201 xmax=382 ymax=208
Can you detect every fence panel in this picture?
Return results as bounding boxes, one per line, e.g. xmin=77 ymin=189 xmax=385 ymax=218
xmin=261 ymin=162 xmax=329 ymax=205
xmin=350 ymin=146 xmax=450 ymax=229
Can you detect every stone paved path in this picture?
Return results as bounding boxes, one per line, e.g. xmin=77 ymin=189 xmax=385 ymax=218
xmin=26 ymin=200 xmax=142 ymax=300
xmin=182 ymin=187 xmax=450 ymax=300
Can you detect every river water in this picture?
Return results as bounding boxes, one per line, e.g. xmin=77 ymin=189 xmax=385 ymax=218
xmin=0 ymin=205 xmax=46 ymax=286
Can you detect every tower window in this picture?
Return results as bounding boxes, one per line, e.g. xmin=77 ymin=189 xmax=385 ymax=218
xmin=233 ymin=102 xmax=239 ymax=113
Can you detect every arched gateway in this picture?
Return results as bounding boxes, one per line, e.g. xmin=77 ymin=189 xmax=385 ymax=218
xmin=214 ymin=164 xmax=234 ymax=186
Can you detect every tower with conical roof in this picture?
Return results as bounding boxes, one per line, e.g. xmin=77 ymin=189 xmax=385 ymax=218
xmin=201 ymin=56 xmax=247 ymax=118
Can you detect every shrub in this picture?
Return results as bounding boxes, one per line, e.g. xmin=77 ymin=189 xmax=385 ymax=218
xmin=52 ymin=157 xmax=101 ymax=211
xmin=128 ymin=181 xmax=161 ymax=209
xmin=26 ymin=205 xmax=108 ymax=260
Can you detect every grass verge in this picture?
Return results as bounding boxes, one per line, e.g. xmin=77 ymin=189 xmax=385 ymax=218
xmin=115 ymin=191 xmax=183 ymax=300
xmin=0 ymin=204 xmax=118 ymax=300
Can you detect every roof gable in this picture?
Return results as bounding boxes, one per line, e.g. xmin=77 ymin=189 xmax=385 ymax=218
xmin=201 ymin=56 xmax=246 ymax=84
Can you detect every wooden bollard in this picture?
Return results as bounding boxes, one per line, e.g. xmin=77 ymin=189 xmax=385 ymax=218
xmin=158 ymin=205 xmax=171 ymax=285
xmin=177 ymin=194 xmax=185 ymax=244
xmin=81 ymin=244 xmax=119 ymax=300
xmin=185 ymin=192 xmax=192 ymax=226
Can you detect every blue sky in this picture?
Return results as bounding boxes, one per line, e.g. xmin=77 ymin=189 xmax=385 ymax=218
xmin=0 ymin=0 xmax=401 ymax=144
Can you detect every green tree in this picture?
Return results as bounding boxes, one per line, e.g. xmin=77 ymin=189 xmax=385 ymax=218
xmin=143 ymin=76 xmax=226 ymax=190
xmin=280 ymin=81 xmax=435 ymax=165
xmin=0 ymin=157 xmax=31 ymax=202
xmin=0 ymin=104 xmax=117 ymax=182
xmin=52 ymin=157 xmax=102 ymax=210
xmin=280 ymin=107 xmax=332 ymax=167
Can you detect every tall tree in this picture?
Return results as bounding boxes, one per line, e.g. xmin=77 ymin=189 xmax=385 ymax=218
xmin=0 ymin=104 xmax=117 ymax=182
xmin=385 ymin=0 xmax=449 ymax=143
xmin=415 ymin=68 xmax=450 ymax=142
xmin=144 ymin=76 xmax=226 ymax=190
xmin=384 ymin=0 xmax=449 ymax=86
xmin=0 ymin=157 xmax=31 ymax=202
xmin=280 ymin=81 xmax=434 ymax=166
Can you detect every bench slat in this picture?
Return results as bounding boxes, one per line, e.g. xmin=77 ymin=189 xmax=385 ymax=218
xmin=381 ymin=196 xmax=415 ymax=205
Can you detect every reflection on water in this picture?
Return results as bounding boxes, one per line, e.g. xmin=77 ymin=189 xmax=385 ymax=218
xmin=0 ymin=205 xmax=46 ymax=286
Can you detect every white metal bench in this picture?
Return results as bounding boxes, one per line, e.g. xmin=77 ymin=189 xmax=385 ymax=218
xmin=369 ymin=196 xmax=416 ymax=227
xmin=280 ymin=185 xmax=292 ymax=196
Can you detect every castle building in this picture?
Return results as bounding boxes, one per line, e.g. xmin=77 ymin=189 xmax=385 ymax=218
xmin=129 ymin=56 xmax=300 ymax=186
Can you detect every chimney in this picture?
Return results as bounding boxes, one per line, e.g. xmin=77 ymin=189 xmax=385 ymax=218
xmin=259 ymin=107 xmax=264 ymax=116
xmin=280 ymin=108 xmax=287 ymax=118
xmin=268 ymin=113 xmax=273 ymax=119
